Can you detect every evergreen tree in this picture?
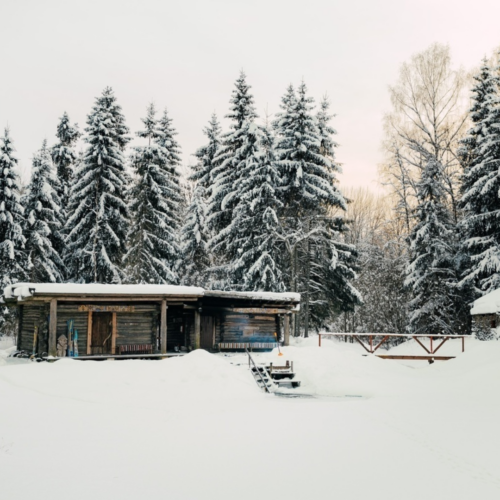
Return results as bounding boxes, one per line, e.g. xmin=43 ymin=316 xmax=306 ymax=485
xmin=190 ymin=113 xmax=221 ymax=199
xmin=207 ymin=71 xmax=257 ymax=240
xmin=66 ymin=87 xmax=130 ymax=283
xmin=458 ymin=58 xmax=500 ymax=295
xmin=275 ymin=81 xmax=345 ymax=215
xmin=272 ymin=84 xmax=297 ymax=131
xmin=155 ymin=108 xmax=183 ymax=278
xmin=51 ymin=112 xmax=80 ymax=212
xmin=0 ymin=128 xmax=26 ymax=330
xmin=405 ymin=155 xmax=458 ymax=334
xmin=316 ymin=95 xmax=341 ymax=176
xmin=219 ymin=124 xmax=285 ymax=291
xmin=274 ymin=82 xmax=360 ymax=334
xmin=179 ymin=184 xmax=210 ymax=286
xmin=24 ymin=140 xmax=64 ymax=283
xmin=125 ymin=104 xmax=181 ymax=284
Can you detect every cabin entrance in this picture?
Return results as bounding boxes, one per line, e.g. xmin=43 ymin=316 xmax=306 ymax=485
xmin=91 ymin=312 xmax=113 ymax=355
xmin=200 ymin=315 xmax=214 ymax=349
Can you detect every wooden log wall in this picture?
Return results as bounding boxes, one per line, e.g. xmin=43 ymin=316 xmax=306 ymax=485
xmin=116 ymin=312 xmax=156 ymax=348
xmin=185 ymin=312 xmax=195 ymax=348
xmin=19 ymin=305 xmax=48 ymax=354
xmin=56 ymin=304 xmax=88 ymax=354
xmin=220 ymin=313 xmax=278 ymax=343
xmin=167 ymin=306 xmax=185 ymax=350
xmin=214 ymin=315 xmax=221 ymax=345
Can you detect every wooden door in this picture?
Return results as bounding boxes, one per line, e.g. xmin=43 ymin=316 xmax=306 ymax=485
xmin=200 ymin=315 xmax=214 ymax=350
xmin=91 ymin=312 xmax=113 ymax=355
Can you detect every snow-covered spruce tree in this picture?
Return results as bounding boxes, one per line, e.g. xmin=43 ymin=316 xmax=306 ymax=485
xmin=274 ymin=82 xmax=361 ymax=333
xmin=155 ymin=108 xmax=183 ymax=277
xmin=272 ymin=84 xmax=297 ymax=131
xmin=207 ymin=71 xmax=257 ymax=246
xmin=125 ymin=104 xmax=181 ymax=284
xmin=190 ymin=113 xmax=221 ymax=199
xmin=458 ymin=58 xmax=500 ymax=296
xmin=65 ymin=87 xmax=130 ymax=283
xmin=217 ymin=124 xmax=285 ymax=292
xmin=24 ymin=140 xmax=65 ymax=283
xmin=274 ymin=81 xmax=345 ymax=214
xmin=51 ymin=112 xmax=80 ymax=213
xmin=0 ymin=128 xmax=26 ymax=332
xmin=405 ymin=155 xmax=458 ymax=334
xmin=179 ymin=183 xmax=210 ymax=286
xmin=316 ymin=95 xmax=341 ymax=176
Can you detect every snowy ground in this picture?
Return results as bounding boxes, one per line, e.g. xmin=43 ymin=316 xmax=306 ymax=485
xmin=1 ymin=336 xmax=499 ymax=500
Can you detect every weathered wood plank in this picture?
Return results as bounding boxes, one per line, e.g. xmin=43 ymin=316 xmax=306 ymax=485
xmin=26 ymin=296 xmax=199 ymax=302
xmin=376 ymin=355 xmax=455 ymax=361
xmin=283 ymin=314 xmax=290 ymax=346
xmin=160 ymin=300 xmax=167 ymax=354
xmin=194 ymin=309 xmax=201 ymax=349
xmin=87 ymin=311 xmax=92 ymax=355
xmin=48 ymin=299 xmax=57 ymax=357
xmin=111 ymin=312 xmax=117 ymax=354
xmin=79 ymin=305 xmax=135 ymax=312
xmin=221 ymin=307 xmax=290 ymax=314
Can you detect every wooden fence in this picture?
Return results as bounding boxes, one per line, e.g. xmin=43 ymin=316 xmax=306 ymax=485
xmin=318 ymin=332 xmax=467 ymax=361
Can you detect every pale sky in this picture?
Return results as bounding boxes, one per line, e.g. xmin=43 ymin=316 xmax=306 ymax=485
xmin=1 ymin=0 xmax=499 ymax=190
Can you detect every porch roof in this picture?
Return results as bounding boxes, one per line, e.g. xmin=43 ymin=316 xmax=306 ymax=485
xmin=3 ymin=283 xmax=204 ymax=302
xmin=3 ymin=283 xmax=301 ymax=305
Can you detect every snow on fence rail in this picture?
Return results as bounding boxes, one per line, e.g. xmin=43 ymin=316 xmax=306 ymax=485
xmin=318 ymin=332 xmax=467 ymax=361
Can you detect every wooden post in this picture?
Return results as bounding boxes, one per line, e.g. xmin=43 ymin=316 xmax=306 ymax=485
xmin=283 ymin=314 xmax=290 ymax=346
xmin=87 ymin=311 xmax=92 ymax=355
xmin=48 ymin=299 xmax=57 ymax=357
xmin=319 ymin=332 xmax=322 ymax=347
xmin=111 ymin=312 xmax=117 ymax=354
xmin=430 ymin=336 xmax=433 ymax=354
xmin=194 ymin=308 xmax=201 ymax=350
xmin=161 ymin=299 xmax=167 ymax=354
xmin=462 ymin=336 xmax=465 ymax=353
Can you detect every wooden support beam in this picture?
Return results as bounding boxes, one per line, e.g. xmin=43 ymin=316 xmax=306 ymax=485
xmin=283 ymin=314 xmax=290 ymax=346
xmin=352 ymin=335 xmax=371 ymax=354
xmin=412 ymin=336 xmax=431 ymax=354
xmin=27 ymin=296 xmax=199 ymax=302
xmin=48 ymin=299 xmax=57 ymax=357
xmin=220 ymin=307 xmax=292 ymax=315
xmin=160 ymin=299 xmax=167 ymax=354
xmin=432 ymin=337 xmax=449 ymax=354
xmin=87 ymin=311 xmax=92 ymax=355
xmin=111 ymin=312 xmax=117 ymax=355
xmin=373 ymin=335 xmax=389 ymax=353
xmin=194 ymin=308 xmax=201 ymax=350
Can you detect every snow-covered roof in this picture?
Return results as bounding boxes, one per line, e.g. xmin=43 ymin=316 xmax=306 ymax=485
xmin=3 ymin=283 xmax=300 ymax=304
xmin=470 ymin=288 xmax=500 ymax=315
xmin=204 ymin=290 xmax=300 ymax=302
xmin=4 ymin=283 xmax=204 ymax=301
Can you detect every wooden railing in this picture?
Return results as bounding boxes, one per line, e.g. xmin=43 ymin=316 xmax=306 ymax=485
xmin=318 ymin=332 xmax=468 ymax=361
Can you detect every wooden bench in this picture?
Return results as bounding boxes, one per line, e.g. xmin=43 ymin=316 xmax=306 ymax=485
xmin=118 ymin=344 xmax=153 ymax=355
xmin=218 ymin=342 xmax=278 ymax=351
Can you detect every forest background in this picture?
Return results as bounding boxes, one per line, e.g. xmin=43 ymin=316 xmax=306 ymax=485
xmin=2 ymin=1 xmax=500 ymax=339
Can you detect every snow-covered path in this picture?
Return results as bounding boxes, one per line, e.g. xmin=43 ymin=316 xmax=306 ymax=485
xmin=1 ymin=338 xmax=499 ymax=500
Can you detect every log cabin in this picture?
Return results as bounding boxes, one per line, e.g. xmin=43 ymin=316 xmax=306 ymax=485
xmin=3 ymin=284 xmax=300 ymax=358
xmin=470 ymin=288 xmax=500 ymax=337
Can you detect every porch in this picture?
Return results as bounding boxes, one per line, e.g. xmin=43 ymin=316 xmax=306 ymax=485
xmin=5 ymin=284 xmax=300 ymax=358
